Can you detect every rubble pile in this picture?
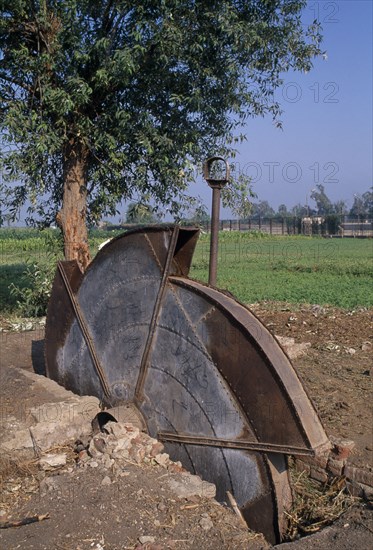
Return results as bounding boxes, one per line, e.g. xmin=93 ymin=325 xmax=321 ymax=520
xmin=74 ymin=420 xmax=217 ymax=500
xmin=80 ymin=420 xmax=176 ymax=471
xmin=1 ymin=417 xmax=269 ymax=550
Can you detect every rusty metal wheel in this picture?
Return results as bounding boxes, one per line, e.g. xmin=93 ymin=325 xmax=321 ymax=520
xmin=45 ymin=225 xmax=329 ymax=544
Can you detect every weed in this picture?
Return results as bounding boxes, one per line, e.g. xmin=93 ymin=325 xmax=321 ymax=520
xmin=7 ymin=230 xmax=63 ymax=317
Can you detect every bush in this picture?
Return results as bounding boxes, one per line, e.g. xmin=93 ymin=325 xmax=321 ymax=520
xmin=9 ymin=260 xmax=54 ymax=317
xmin=8 ymin=230 xmax=63 ymax=317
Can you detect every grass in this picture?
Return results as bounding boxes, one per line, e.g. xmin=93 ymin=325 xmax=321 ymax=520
xmin=0 ymin=228 xmax=372 ymax=315
xmin=190 ymin=233 xmax=373 ymax=309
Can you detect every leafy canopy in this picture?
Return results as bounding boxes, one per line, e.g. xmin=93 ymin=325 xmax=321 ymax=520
xmin=125 ymin=201 xmax=159 ymax=224
xmin=0 ymin=0 xmax=323 ymax=225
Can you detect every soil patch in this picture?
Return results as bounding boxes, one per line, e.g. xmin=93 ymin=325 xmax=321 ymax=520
xmin=248 ymin=303 xmax=372 ymax=470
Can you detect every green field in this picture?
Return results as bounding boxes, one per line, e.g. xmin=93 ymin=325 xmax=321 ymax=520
xmin=0 ymin=228 xmax=372 ymax=315
xmin=190 ymin=232 xmax=373 ymax=308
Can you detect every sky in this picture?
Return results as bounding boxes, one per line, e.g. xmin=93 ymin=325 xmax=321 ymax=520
xmin=189 ymin=0 xmax=373 ymax=218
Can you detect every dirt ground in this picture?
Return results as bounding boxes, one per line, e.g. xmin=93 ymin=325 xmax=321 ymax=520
xmin=0 ymin=304 xmax=372 ymax=549
xmin=248 ymin=303 xmax=373 ymax=470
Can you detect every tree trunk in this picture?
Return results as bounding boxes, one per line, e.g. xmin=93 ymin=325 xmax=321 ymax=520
xmin=57 ymin=139 xmax=91 ymax=272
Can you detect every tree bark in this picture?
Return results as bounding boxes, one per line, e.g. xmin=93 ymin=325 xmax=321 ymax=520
xmin=57 ymin=139 xmax=91 ymax=272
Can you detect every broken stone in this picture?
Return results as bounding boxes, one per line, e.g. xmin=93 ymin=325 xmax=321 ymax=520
xmin=39 ymin=453 xmax=67 ymax=470
xmin=149 ymin=441 xmax=164 ymax=457
xmin=75 ymin=441 xmax=86 ymax=453
xmin=138 ymin=535 xmax=156 ymax=544
xmin=111 ymin=436 xmax=132 ymax=453
xmin=101 ymin=475 xmax=111 ymax=486
xmin=167 ymin=461 xmax=184 ymax=474
xmin=361 ymin=341 xmax=372 ymax=351
xmin=167 ymin=473 xmax=216 ymax=499
xmin=39 ymin=476 xmax=61 ymax=496
xmin=154 ymin=453 xmax=170 ymax=468
xmin=275 ymin=335 xmax=311 ymax=359
xmin=105 ymin=404 xmax=147 ymax=431
xmin=105 ymin=421 xmax=129 ymax=439
xmin=1 ymin=371 xmax=100 ymax=456
xmin=129 ymin=446 xmax=146 ymax=463
xmin=199 ymin=514 xmax=214 ymax=531
xmin=327 ymin=457 xmax=345 ymax=477
xmin=107 ymin=421 xmax=140 ymax=441
xmin=88 ymin=437 xmax=105 ymax=458
xmin=78 ymin=450 xmax=90 ymax=463
xmin=111 ymin=448 xmax=130 ymax=460
xmin=101 ymin=455 xmax=114 ymax=469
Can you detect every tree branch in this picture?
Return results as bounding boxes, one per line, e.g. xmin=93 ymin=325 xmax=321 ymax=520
xmin=0 ymin=71 xmax=34 ymax=94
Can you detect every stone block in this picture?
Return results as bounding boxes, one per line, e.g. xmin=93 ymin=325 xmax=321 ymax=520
xmin=327 ymin=457 xmax=345 ymax=477
xmin=310 ymin=466 xmax=328 ymax=484
xmin=344 ymin=465 xmax=373 ymax=487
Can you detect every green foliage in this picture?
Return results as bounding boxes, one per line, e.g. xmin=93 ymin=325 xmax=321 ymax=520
xmin=6 ymin=229 xmax=63 ymax=316
xmin=0 ymin=263 xmax=25 ymax=312
xmin=125 ymin=202 xmax=159 ymax=224
xmin=180 ymin=201 xmax=210 ymax=227
xmin=350 ymin=188 xmax=373 ymax=218
xmin=277 ymin=204 xmax=289 ymax=217
xmin=310 ymin=185 xmax=333 ymax=216
xmin=1 ymin=0 xmax=323 ymax=227
xmin=322 ymin=214 xmax=340 ymax=235
xmin=9 ymin=259 xmax=55 ymax=317
xmin=291 ymin=203 xmax=312 ymax=217
xmin=249 ymin=200 xmax=275 ymax=219
xmin=221 ymin=173 xmax=256 ymax=219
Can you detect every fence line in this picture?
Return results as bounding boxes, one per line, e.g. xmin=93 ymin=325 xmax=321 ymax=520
xmin=192 ymin=216 xmax=373 ymax=237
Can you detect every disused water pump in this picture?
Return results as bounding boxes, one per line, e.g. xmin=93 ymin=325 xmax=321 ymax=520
xmin=45 ymin=225 xmax=329 ymax=544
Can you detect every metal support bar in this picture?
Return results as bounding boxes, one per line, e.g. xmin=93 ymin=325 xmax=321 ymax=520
xmin=209 ymin=186 xmax=221 ymax=286
xmin=158 ymin=431 xmax=315 ymax=456
xmin=203 ymin=157 xmax=229 ymax=287
xmin=135 ymin=226 xmax=180 ymax=400
xmin=57 ymin=261 xmax=111 ymax=399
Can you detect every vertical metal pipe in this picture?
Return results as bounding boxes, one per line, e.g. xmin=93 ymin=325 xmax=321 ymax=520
xmin=209 ymin=186 xmax=221 ymax=286
xmin=203 ymin=156 xmax=229 ymax=287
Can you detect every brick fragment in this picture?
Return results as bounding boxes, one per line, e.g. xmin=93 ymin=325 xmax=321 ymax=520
xmin=329 ymin=435 xmax=355 ymax=460
xmin=298 ymin=453 xmax=328 ymax=469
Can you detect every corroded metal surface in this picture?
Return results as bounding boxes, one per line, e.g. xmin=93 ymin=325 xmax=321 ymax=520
xmin=45 ymin=225 xmax=329 ymax=544
xmin=203 ymin=156 xmax=230 ymax=286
